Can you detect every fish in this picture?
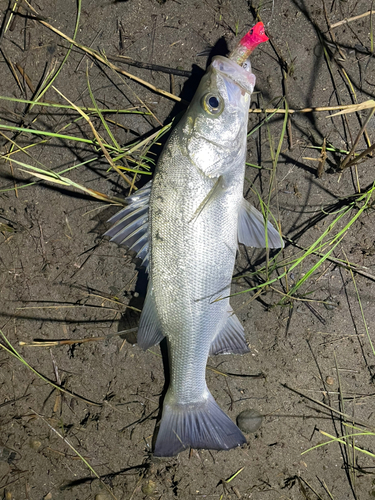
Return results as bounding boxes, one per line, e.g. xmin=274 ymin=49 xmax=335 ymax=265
xmin=105 ymin=22 xmax=283 ymax=457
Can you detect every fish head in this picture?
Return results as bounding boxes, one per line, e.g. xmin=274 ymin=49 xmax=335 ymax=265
xmin=183 ymin=56 xmax=256 ymax=178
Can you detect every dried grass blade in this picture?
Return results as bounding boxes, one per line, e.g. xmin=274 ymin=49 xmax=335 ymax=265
xmin=0 ymin=329 xmax=102 ymax=406
xmin=31 ymin=410 xmax=118 ymax=499
xmin=52 ymin=85 xmax=134 ymax=187
xmin=32 ymin=16 xmax=181 ymax=103
xmin=328 ymin=100 xmax=375 ymax=117
xmin=5 ymin=158 xmax=123 ymax=203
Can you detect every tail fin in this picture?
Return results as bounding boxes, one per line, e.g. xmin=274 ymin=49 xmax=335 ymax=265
xmin=154 ymin=390 xmax=246 ymax=457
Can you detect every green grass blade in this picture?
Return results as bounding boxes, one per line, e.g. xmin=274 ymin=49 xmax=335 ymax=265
xmin=86 ymin=66 xmax=120 ymax=150
xmin=285 ymin=237 xmax=343 ymax=298
xmin=0 ymin=95 xmax=148 ymax=114
xmin=346 ymin=255 xmax=375 ymax=356
xmin=0 ymin=123 xmax=97 ymax=145
xmin=302 ymin=429 xmax=375 ymax=458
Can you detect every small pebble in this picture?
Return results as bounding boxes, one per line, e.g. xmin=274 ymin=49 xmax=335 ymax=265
xmin=29 ymin=438 xmax=42 ymax=450
xmin=142 ymin=479 xmax=156 ymax=496
xmin=0 ymin=446 xmax=12 ymax=461
xmin=324 ymin=296 xmax=338 ymax=310
xmin=237 ymin=409 xmax=263 ymax=433
xmin=95 ymin=494 xmax=112 ymax=500
xmin=326 ymin=376 xmax=334 ymax=385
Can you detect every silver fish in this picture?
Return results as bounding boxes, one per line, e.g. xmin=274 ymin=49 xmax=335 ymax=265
xmin=106 ymin=26 xmax=283 ymax=457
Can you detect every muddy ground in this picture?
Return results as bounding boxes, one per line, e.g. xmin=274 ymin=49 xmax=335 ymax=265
xmin=1 ymin=0 xmax=375 ymax=499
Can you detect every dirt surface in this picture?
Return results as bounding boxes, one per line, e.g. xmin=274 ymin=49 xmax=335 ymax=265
xmin=1 ymin=0 xmax=375 ymax=499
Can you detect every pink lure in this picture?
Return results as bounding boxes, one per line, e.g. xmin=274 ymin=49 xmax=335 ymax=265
xmin=229 ymin=22 xmax=268 ymax=66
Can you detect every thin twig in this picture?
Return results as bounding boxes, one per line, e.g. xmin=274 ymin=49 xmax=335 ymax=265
xmin=19 ymin=328 xmax=138 ymax=347
xmin=330 ymin=10 xmax=375 ymax=29
xmin=340 ymin=106 xmax=375 ymax=169
xmin=282 ymin=384 xmax=375 ymax=432
xmin=249 ymin=102 xmax=375 ymax=114
xmin=0 ymin=48 xmax=24 ymax=93
xmin=341 ymin=142 xmax=375 ymax=170
xmin=317 ymin=137 xmax=327 ymax=177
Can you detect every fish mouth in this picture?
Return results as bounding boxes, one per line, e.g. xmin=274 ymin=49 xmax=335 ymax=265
xmin=212 ymin=55 xmax=256 ymax=96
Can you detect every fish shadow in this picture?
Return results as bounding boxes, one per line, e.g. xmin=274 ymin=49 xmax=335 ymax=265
xmin=115 ymin=266 xmax=169 ymax=449
xmin=162 ymin=36 xmax=229 ymax=126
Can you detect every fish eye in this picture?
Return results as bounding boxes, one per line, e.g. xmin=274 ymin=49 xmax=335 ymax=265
xmin=208 ymin=96 xmax=219 ymax=108
xmin=202 ymin=93 xmax=224 ymax=116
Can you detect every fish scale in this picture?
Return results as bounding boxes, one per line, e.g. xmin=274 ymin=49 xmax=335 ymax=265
xmin=105 ymin=22 xmax=283 ymax=456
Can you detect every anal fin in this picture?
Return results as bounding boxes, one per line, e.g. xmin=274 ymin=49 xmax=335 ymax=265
xmin=210 ymin=310 xmax=249 ymax=355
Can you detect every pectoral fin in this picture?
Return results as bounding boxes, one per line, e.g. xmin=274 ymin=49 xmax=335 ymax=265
xmin=210 ymin=310 xmax=249 ymax=355
xmin=238 ymin=199 xmax=284 ymax=248
xmin=190 ymin=176 xmax=223 ymax=223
